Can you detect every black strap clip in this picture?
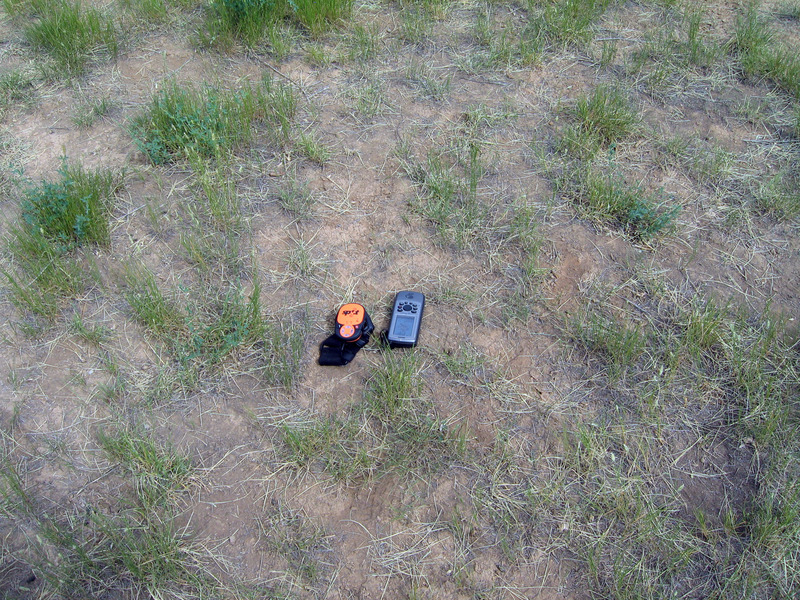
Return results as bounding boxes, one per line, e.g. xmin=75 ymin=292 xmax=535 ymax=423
xmin=318 ymin=304 xmax=374 ymax=366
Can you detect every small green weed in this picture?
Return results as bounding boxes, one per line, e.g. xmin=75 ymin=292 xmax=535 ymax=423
xmin=406 ymin=60 xmax=452 ymax=101
xmin=121 ymin=0 xmax=169 ymax=23
xmin=777 ymin=1 xmax=800 ymax=20
xmin=0 ymin=69 xmax=36 ymax=114
xmin=753 ymin=168 xmax=800 ymax=221
xmin=37 ymin=508 xmax=215 ymax=599
xmin=795 ymin=104 xmax=800 ymax=137
xmin=258 ymin=315 xmax=306 ymax=389
xmin=3 ymin=161 xmax=121 ymax=321
xmin=0 ymin=456 xmax=34 ymax=516
xmin=122 ymin=263 xmax=186 ymax=339
xmin=306 ymin=42 xmax=332 ymax=66
xmin=189 ymin=151 xmax=243 ymax=233
xmin=121 ymin=0 xmax=197 ymax=23
xmin=509 ymin=200 xmax=545 ymax=280
xmin=281 ymin=347 xmax=465 ymax=483
xmin=398 ymin=6 xmax=435 ymax=44
xmin=70 ymin=313 xmax=111 ymax=346
xmin=656 ymin=136 xmax=736 ymax=187
xmin=364 ymin=348 xmax=421 ymax=419
xmin=349 ymin=77 xmax=387 ymax=120
xmin=460 ymin=6 xmax=518 ymax=72
xmin=4 ymin=227 xmax=85 ymax=320
xmin=439 ymin=344 xmax=487 ymax=384
xmin=569 ymin=310 xmax=648 ymax=382
xmin=630 ymin=6 xmax=720 ymax=76
xmin=204 ymin=0 xmax=286 ymax=47
xmin=123 ymin=266 xmax=304 ymax=389
xmin=679 ymin=298 xmax=729 ymax=355
xmin=257 ymin=504 xmax=333 ymax=587
xmin=283 ymin=236 xmax=328 ymax=281
xmin=401 ymin=145 xmax=487 ymax=250
xmin=179 ymin=226 xmax=245 ymax=280
xmin=290 ymin=0 xmax=354 ymax=34
xmin=345 ymin=22 xmax=380 ymax=62
xmin=296 ymin=130 xmax=331 ymax=164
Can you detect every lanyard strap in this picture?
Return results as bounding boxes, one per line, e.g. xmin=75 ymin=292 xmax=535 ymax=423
xmin=318 ymin=311 xmax=374 ymax=366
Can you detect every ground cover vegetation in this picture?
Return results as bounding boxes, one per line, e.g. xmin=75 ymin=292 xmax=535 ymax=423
xmin=1 ymin=0 xmax=799 ymax=598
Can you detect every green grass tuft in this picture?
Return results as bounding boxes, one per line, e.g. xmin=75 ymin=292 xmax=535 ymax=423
xmin=753 ymin=168 xmax=800 ymax=221
xmin=97 ymin=426 xmax=193 ymax=507
xmin=129 ymin=77 xmax=295 ymax=165
xmin=560 ymin=85 xmax=640 ymax=159
xmin=277 ymin=176 xmax=316 ymax=220
xmin=20 ymin=159 xmax=120 ymax=250
xmin=0 ymin=69 xmax=36 ymax=115
xmin=733 ymin=2 xmax=800 ymax=97
xmin=525 ymin=0 xmax=613 ymax=50
xmin=36 ymin=507 xmax=215 ymax=598
xmin=123 ymin=265 xmax=305 ymax=390
xmin=21 ymin=0 xmax=119 ymax=78
xmin=3 ymin=161 xmax=121 ymax=321
xmin=557 ymin=167 xmax=680 ymax=240
xmin=202 ymin=0 xmax=353 ymax=46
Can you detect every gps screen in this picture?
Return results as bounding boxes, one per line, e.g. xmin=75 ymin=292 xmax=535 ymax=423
xmin=392 ymin=315 xmax=415 ymax=338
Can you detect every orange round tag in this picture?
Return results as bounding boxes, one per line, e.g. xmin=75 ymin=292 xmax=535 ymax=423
xmin=337 ymin=304 xmax=365 ymax=326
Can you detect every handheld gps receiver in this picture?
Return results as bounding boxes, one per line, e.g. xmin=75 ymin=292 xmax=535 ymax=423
xmin=386 ymin=291 xmax=424 ymax=348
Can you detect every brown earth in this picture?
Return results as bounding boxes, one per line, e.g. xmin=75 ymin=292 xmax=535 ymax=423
xmin=1 ymin=2 xmax=798 ymax=599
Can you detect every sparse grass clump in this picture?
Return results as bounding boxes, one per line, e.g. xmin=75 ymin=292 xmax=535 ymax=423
xmin=296 ymin=129 xmax=331 ymax=164
xmin=753 ymin=168 xmax=800 ymax=221
xmin=16 ymin=0 xmax=119 ymax=78
xmin=406 ymin=60 xmax=452 ymax=100
xmin=97 ymin=427 xmax=193 ymax=507
xmin=794 ymin=103 xmax=800 ymax=138
xmin=628 ymin=5 xmax=722 ymax=94
xmin=733 ymin=2 xmax=800 ymax=98
xmin=557 ymin=167 xmax=679 ymax=240
xmin=281 ymin=348 xmax=465 ymax=483
xmin=257 ymin=504 xmax=333 ymax=588
xmin=129 ymin=77 xmax=295 ymax=165
xmin=73 ymin=95 xmax=113 ymax=129
xmin=524 ymin=0 xmax=613 ymax=50
xmin=543 ymin=283 xmax=800 ymax=598
xmin=4 ymin=161 xmax=121 ymax=321
xmin=402 ymin=147 xmax=485 ymax=249
xmin=777 ymin=1 xmax=800 ymax=20
xmin=656 ymin=136 xmax=736 ymax=188
xmin=120 ymin=0 xmax=199 ymax=24
xmin=569 ymin=309 xmax=648 ymax=382
xmin=0 ymin=69 xmax=36 ymax=115
xmin=277 ymin=177 xmax=316 ymax=220
xmin=123 ymin=267 xmax=305 ymax=390
xmin=560 ymin=85 xmax=640 ymax=159
xmin=202 ymin=0 xmax=353 ymax=46
xmin=20 ymin=160 xmax=119 ymax=249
